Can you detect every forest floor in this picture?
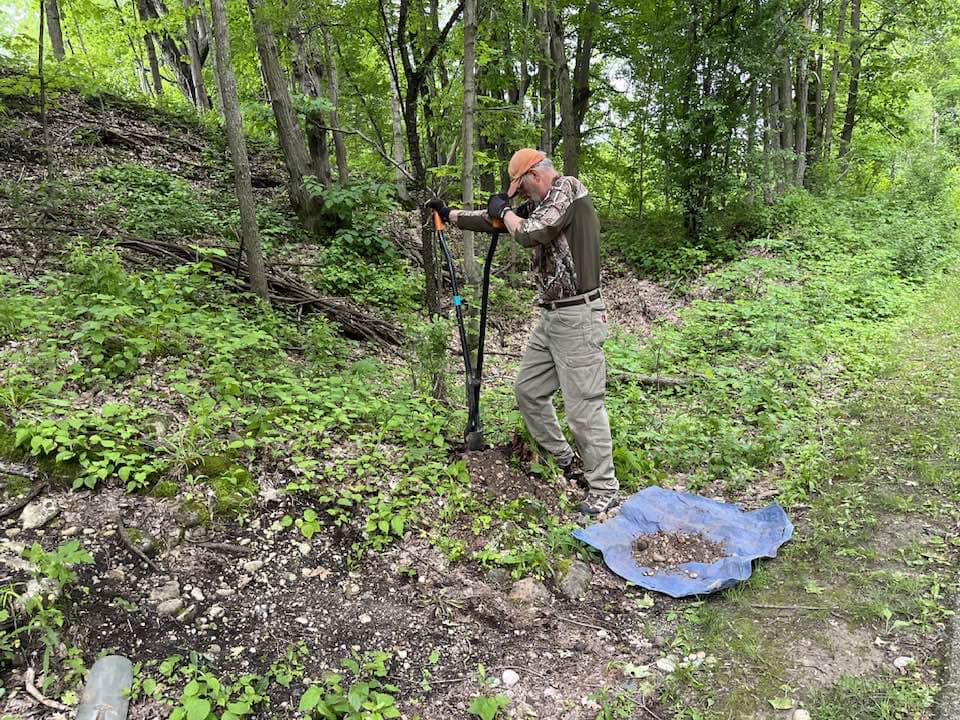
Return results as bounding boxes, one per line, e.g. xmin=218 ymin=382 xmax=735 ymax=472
xmin=1 ymin=69 xmax=959 ymax=720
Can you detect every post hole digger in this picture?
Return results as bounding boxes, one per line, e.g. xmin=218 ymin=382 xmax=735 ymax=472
xmin=431 ymin=209 xmax=503 ymax=451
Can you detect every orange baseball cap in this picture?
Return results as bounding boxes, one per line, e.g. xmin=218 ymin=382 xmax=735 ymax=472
xmin=507 ymin=148 xmax=546 ymax=198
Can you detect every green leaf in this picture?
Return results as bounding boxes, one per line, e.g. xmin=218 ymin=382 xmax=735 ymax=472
xmin=299 ymin=685 xmax=323 ymax=712
xmin=468 ymin=694 xmax=509 ymax=720
xmin=185 ymin=697 xmax=211 ymax=720
xmin=769 ymin=697 xmax=793 ymax=711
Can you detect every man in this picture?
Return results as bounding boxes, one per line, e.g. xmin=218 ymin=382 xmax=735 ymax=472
xmin=428 ymin=149 xmax=618 ymax=516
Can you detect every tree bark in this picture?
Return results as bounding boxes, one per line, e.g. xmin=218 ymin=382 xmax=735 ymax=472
xmin=552 ymin=12 xmax=577 ymax=176
xmin=823 ymin=0 xmax=848 ymax=157
xmin=246 ymin=0 xmax=314 ymax=216
xmin=183 ymin=0 xmax=211 ymax=111
xmin=461 ymin=0 xmax=479 ymax=285
xmin=45 ymin=0 xmax=66 ymax=60
xmin=838 ymin=0 xmax=861 ymax=161
xmin=208 ymin=0 xmax=269 ymax=300
xmin=779 ymin=54 xmax=794 ymax=185
xmin=794 ymin=8 xmax=811 ymax=186
xmin=389 ymin=77 xmax=409 ymax=202
xmin=746 ymin=80 xmax=758 ymax=204
xmin=323 ymin=28 xmax=349 ymax=185
xmin=136 ymin=0 xmax=164 ymax=95
xmin=809 ymin=0 xmax=824 ymax=162
xmin=571 ymin=0 xmax=597 ymax=132
xmin=538 ymin=6 xmax=553 ymax=153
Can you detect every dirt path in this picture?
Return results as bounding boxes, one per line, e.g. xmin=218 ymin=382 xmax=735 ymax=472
xmin=666 ymin=271 xmax=960 ymax=719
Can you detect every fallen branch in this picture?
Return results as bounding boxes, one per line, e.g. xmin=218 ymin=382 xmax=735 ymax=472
xmin=608 ymin=373 xmax=690 ymax=388
xmin=193 ymin=541 xmax=253 ymax=556
xmin=118 ymin=525 xmax=161 ymax=573
xmin=24 ymin=667 xmax=71 ymax=712
xmin=0 ymin=481 xmax=47 ymax=520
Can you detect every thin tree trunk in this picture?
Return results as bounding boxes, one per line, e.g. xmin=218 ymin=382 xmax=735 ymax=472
xmin=208 ymin=0 xmax=268 ymax=300
xmin=183 ymin=0 xmax=210 ymax=111
xmin=538 ymin=7 xmax=553 ymax=153
xmin=780 ymin=54 xmax=794 ymax=185
xmin=45 ymin=0 xmax=66 ymax=60
xmin=746 ymin=80 xmax=758 ymax=204
xmin=390 ymin=77 xmax=409 ymax=202
xmin=823 ymin=0 xmax=848 ymax=157
xmin=838 ymin=0 xmax=861 ymax=162
xmin=794 ymin=9 xmax=811 ymax=186
xmin=246 ymin=0 xmax=313 ymax=216
xmin=461 ymin=0 xmax=479 ymax=285
xmin=322 ymin=29 xmax=349 ymax=185
xmin=766 ymin=79 xmax=779 ymax=201
xmin=571 ymin=0 xmax=597 ymax=131
xmin=137 ymin=0 xmax=164 ymax=95
xmin=810 ymin=0 xmax=824 ymax=161
xmin=552 ymin=12 xmax=577 ymax=175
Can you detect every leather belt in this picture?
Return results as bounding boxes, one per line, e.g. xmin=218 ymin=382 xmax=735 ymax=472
xmin=539 ymin=289 xmax=601 ymax=311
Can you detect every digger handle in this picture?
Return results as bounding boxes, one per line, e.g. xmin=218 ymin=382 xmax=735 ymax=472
xmin=432 ymin=209 xmax=505 ymax=233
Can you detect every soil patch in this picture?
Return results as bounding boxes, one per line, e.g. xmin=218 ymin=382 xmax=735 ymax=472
xmin=632 ymin=530 xmax=726 ymax=571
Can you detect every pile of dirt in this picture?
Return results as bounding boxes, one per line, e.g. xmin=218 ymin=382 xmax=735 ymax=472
xmin=632 ymin=530 xmax=726 ymax=572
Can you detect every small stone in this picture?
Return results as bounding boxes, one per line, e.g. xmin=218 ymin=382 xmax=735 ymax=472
xmin=207 ymin=644 xmax=222 ymax=655
xmin=107 ymin=569 xmax=126 ymax=582
xmin=4 ymin=528 xmax=19 ymax=538
xmin=295 ymin=616 xmax=309 ymax=625
xmin=792 ymin=711 xmax=811 ymax=720
xmin=177 ymin=604 xmax=198 ymax=623
xmin=893 ymin=656 xmax=914 ymax=674
xmin=502 ymin=669 xmax=520 ymax=688
xmin=651 ymin=552 xmax=667 ymax=563
xmin=62 ymin=526 xmax=80 ymax=537
xmin=20 ymin=499 xmax=60 ymax=530
xmin=157 ymin=598 xmax=184 ymax=617
xmin=655 ymin=657 xmax=677 ymax=673
xmin=596 ymin=629 xmax=610 ymax=640
xmin=242 ymin=560 xmax=264 ymax=574
xmin=216 ymin=587 xmax=235 ymax=597
xmin=83 ymin=528 xmax=96 ymax=535
xmin=298 ymin=542 xmax=311 ymax=557
xmin=150 ymin=580 xmax=181 ymax=603
xmin=558 ymin=560 xmax=592 ymax=600
xmin=190 ymin=587 xmax=205 ymax=602
xmin=485 ymin=568 xmax=513 ymax=591
xmin=174 ymin=502 xmax=204 ymax=529
xmin=509 ymin=578 xmax=552 ymax=606
xmin=344 ymin=583 xmax=361 ymax=598
xmin=359 ymin=614 xmax=372 ymax=624
xmin=208 ymin=605 xmax=225 ymax=619
xmin=688 ymin=571 xmax=698 ymax=579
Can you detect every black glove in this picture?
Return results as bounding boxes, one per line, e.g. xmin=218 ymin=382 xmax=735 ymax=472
xmin=487 ymin=193 xmax=512 ymax=221
xmin=426 ymin=198 xmax=451 ymax=223
xmin=514 ymin=200 xmax=534 ymax=219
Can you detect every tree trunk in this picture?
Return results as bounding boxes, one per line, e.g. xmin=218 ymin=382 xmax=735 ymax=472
xmin=461 ymin=0 xmax=479 ymax=285
xmin=779 ymin=54 xmax=794 ymax=185
xmin=552 ymin=12 xmax=577 ymax=176
xmin=746 ymin=80 xmax=758 ymax=204
xmin=136 ymin=0 xmax=164 ymax=95
xmin=45 ymin=0 xmax=66 ymax=60
xmin=823 ymin=0 xmax=848 ymax=157
xmin=809 ymin=0 xmax=824 ymax=162
xmin=571 ymin=0 xmax=597 ymax=131
xmin=246 ymin=0 xmax=314 ymax=216
xmin=766 ymin=78 xmax=779 ymax=201
xmin=538 ymin=7 xmax=553 ymax=153
xmin=208 ymin=0 xmax=268 ymax=300
xmin=390 ymin=77 xmax=409 ymax=202
xmin=323 ymin=28 xmax=349 ymax=185
xmin=183 ymin=0 xmax=211 ymax=111
xmin=838 ymin=0 xmax=861 ymax=162
xmin=794 ymin=9 xmax=811 ymax=186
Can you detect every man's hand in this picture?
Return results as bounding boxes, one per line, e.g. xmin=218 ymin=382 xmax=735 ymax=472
xmin=426 ymin=198 xmax=451 ymax=223
xmin=487 ymin=193 xmax=512 ymax=221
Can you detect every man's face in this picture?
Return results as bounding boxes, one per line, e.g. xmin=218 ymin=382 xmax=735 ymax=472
xmin=518 ymin=168 xmax=545 ymax=203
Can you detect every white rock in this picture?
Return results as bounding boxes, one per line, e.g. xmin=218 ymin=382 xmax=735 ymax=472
xmin=208 ymin=605 xmax=225 ymax=619
xmin=792 ymin=710 xmax=811 ymax=720
xmin=502 ymin=669 xmax=520 ymax=688
xmin=157 ymin=599 xmax=184 ymax=616
xmin=20 ymin=499 xmax=60 ymax=530
xmin=62 ymin=526 xmax=80 ymax=537
xmin=655 ymin=657 xmax=677 ymax=673
xmin=190 ymin=587 xmax=205 ymax=602
xmin=242 ymin=560 xmax=264 ymax=573
xmin=893 ymin=656 xmax=914 ymax=674
xmin=359 ymin=613 xmax=372 ymax=624
xmin=150 ymin=580 xmax=181 ymax=603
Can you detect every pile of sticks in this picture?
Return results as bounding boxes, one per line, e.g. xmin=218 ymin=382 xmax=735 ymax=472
xmin=116 ymin=238 xmax=403 ymax=347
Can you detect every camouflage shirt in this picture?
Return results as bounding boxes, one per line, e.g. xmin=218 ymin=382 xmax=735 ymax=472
xmin=456 ymin=175 xmax=602 ymax=304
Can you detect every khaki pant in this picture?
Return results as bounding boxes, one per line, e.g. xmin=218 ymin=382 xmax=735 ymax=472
xmin=515 ymin=293 xmax=618 ymax=493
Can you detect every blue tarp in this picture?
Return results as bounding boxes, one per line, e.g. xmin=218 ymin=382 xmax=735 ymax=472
xmin=572 ymin=486 xmax=793 ymax=598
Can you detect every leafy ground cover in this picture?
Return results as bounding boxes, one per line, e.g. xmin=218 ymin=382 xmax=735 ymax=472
xmin=1 ymin=79 xmax=959 ymax=720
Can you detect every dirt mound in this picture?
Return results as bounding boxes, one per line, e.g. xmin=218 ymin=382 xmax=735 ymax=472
xmin=632 ymin=531 xmax=726 ymax=571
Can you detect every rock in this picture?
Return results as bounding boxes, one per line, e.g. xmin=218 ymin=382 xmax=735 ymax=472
xmin=150 ymin=580 xmax=181 ymax=603
xmin=893 ymin=656 xmax=914 ymax=674
xmin=655 ymin=657 xmax=677 ymax=673
xmin=177 ymin=605 xmax=198 ymax=623
xmin=486 ymin=568 xmax=514 ymax=591
xmin=174 ymin=501 xmax=205 ymax=529
xmin=207 ymin=644 xmax=222 ymax=655
xmin=157 ymin=598 xmax=184 ymax=617
xmin=20 ymin=498 xmax=60 ymax=530
xmin=216 ymin=587 xmax=235 ymax=597
xmin=509 ymin=578 xmax=552 ymax=606
xmin=126 ymin=528 xmax=158 ymax=557
xmin=190 ymin=587 xmax=205 ymax=602
xmin=502 ymin=669 xmax=520 ymax=688
xmin=344 ymin=583 xmax=361 ymax=599
xmin=651 ymin=552 xmax=667 ymax=563
xmin=62 ymin=526 xmax=80 ymax=537
xmin=298 ymin=542 xmax=311 ymax=557
xmin=16 ymin=578 xmax=58 ymax=611
xmin=4 ymin=528 xmax=18 ymax=538
xmin=792 ymin=711 xmax=811 ymax=720
xmin=359 ymin=613 xmax=372 ymax=624
xmin=557 ymin=560 xmax=592 ymax=600
xmin=208 ymin=605 xmax=225 ymax=619
xmin=242 ymin=560 xmax=264 ymax=574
